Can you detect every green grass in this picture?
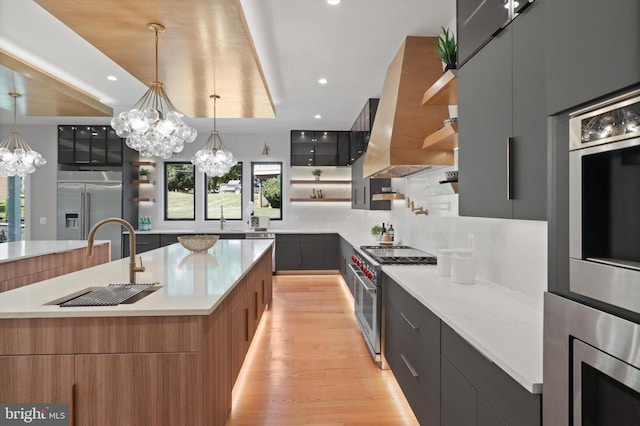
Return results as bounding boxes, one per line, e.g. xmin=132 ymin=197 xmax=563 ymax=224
xmin=166 ymin=191 xmax=195 ymax=219
xmin=167 ymin=191 xmax=281 ymax=220
xmin=206 ymin=193 xmax=242 ymax=219
xmin=253 ymin=206 xmax=281 ymax=219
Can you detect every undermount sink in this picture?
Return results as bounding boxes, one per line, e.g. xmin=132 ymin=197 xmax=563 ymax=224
xmin=46 ymin=283 xmax=161 ymax=307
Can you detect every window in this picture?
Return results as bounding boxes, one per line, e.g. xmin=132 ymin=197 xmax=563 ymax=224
xmin=165 ymin=162 xmax=195 ymax=220
xmin=205 ymin=163 xmax=243 ymax=220
xmin=251 ymin=162 xmax=282 ymax=220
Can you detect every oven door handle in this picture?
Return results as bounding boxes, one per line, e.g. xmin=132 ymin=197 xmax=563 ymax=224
xmin=355 ymin=273 xmax=377 ymax=293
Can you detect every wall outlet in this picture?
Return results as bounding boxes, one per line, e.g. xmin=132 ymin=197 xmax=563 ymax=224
xmin=39 ymin=217 xmax=47 ymax=225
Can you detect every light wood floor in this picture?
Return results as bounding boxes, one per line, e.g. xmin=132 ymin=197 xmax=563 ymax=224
xmin=225 ymin=274 xmax=419 ymax=426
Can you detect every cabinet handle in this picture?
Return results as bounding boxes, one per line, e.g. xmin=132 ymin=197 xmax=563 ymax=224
xmin=353 ymin=188 xmax=357 ymax=204
xmin=244 ymin=308 xmax=249 ymax=341
xmin=400 ymin=312 xmax=419 ymax=331
xmin=400 ymin=353 xmax=419 ymax=378
xmin=261 ymin=279 xmax=265 ymax=305
xmin=363 ymin=185 xmax=366 ymax=204
xmin=70 ymin=383 xmax=76 ymax=426
xmin=254 ymin=291 xmax=259 ymax=320
xmin=506 ymin=137 xmax=513 ymax=200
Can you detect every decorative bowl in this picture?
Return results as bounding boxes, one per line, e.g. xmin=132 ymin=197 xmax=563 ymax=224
xmin=178 ymin=235 xmax=219 ymax=252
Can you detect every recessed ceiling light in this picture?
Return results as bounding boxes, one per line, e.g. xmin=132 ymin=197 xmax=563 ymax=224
xmin=107 ymin=75 xmax=117 ymax=81
xmin=314 ymin=114 xmax=322 ymax=119
xmin=318 ymin=78 xmax=328 ymax=85
xmin=327 ymin=0 xmax=341 ymax=5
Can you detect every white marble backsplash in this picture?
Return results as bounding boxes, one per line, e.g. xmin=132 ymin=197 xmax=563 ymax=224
xmin=388 ymin=167 xmax=547 ymax=300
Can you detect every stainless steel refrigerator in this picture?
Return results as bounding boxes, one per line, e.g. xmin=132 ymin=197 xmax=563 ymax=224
xmin=57 ymin=171 xmax=123 ymax=260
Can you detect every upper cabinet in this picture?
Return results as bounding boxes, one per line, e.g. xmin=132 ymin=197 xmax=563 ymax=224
xmin=351 ymin=155 xmax=391 ymax=211
xmin=350 ymin=98 xmax=379 ymax=163
xmin=58 ymin=125 xmax=123 ymax=166
xmin=457 ymin=0 xmax=534 ymax=67
xmin=290 ymin=130 xmax=351 ymax=166
xmin=545 ymin=0 xmax=640 ymax=115
xmin=458 ymin=0 xmax=546 ymax=220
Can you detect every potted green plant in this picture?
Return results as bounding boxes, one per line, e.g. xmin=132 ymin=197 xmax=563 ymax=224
xmin=434 ymin=26 xmax=457 ymax=72
xmin=139 ymin=167 xmax=150 ymax=181
xmin=312 ymin=168 xmax=322 ymax=181
xmin=371 ymin=225 xmax=383 ymax=241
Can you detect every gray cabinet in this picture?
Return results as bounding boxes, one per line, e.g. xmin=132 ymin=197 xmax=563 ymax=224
xmin=275 ymin=233 xmax=339 ymax=271
xmin=123 ymin=233 xmax=160 ymax=257
xmin=338 ymin=236 xmax=354 ymax=287
xmin=545 ymin=0 xmax=640 ymax=115
xmin=441 ymin=323 xmax=541 ymax=426
xmin=384 ymin=275 xmax=441 ymax=425
xmin=351 ymin=156 xmax=390 ymax=210
xmin=384 ymin=275 xmax=541 ymax=426
xmin=274 ymin=234 xmax=301 ymax=270
xmin=441 ymin=356 xmax=476 ymax=426
xmin=458 ymin=0 xmax=546 ymax=220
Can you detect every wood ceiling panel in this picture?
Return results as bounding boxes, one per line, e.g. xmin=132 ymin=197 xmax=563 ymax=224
xmin=0 ymin=50 xmax=113 ymax=117
xmin=34 ymin=0 xmax=275 ymax=119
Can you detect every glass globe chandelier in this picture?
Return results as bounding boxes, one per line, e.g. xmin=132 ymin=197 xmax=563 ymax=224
xmin=0 ymin=92 xmax=46 ymax=177
xmin=110 ymin=23 xmax=197 ymax=159
xmin=191 ymin=94 xmax=237 ymax=177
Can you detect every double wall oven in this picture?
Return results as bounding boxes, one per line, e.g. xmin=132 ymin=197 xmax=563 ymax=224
xmin=349 ymin=246 xmax=436 ymax=368
xmin=545 ymin=88 xmax=640 ymax=425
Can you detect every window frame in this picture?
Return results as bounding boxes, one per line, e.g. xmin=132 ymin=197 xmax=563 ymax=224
xmin=251 ymin=161 xmax=283 ymax=221
xmin=164 ymin=162 xmax=196 ymax=221
xmin=204 ymin=162 xmax=243 ymax=221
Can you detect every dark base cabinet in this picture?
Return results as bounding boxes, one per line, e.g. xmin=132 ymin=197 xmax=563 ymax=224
xmin=338 ymin=236 xmax=355 ymax=295
xmin=383 ymin=275 xmax=541 ymax=426
xmin=440 ymin=323 xmax=541 ymax=426
xmin=123 ymin=233 xmax=246 ymax=257
xmin=384 ymin=276 xmax=441 ymax=425
xmin=275 ymin=233 xmax=339 ymax=271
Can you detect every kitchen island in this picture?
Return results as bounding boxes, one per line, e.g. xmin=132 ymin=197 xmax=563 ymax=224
xmin=0 ymin=240 xmax=110 ymax=293
xmin=0 ymin=239 xmax=273 ymax=426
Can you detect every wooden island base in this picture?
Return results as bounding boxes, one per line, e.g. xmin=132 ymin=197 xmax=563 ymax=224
xmin=0 ymin=248 xmax=272 ymax=426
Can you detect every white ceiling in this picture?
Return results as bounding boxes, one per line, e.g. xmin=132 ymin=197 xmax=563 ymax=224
xmin=0 ymin=0 xmax=455 ymax=134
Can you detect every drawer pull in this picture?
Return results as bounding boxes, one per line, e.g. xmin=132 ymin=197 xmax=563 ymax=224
xmin=400 ymin=312 xmax=419 ymax=330
xmin=400 ymin=353 xmax=419 ymax=378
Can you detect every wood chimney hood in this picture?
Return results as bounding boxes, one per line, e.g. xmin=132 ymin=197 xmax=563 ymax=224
xmin=363 ymin=36 xmax=453 ymax=178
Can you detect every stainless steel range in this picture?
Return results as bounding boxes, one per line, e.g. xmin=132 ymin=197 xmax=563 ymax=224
xmin=348 ymin=245 xmax=436 ymax=368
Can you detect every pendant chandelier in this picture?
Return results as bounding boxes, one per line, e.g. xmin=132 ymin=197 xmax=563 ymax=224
xmin=0 ymin=92 xmax=46 ymax=177
xmin=191 ymin=94 xmax=237 ymax=177
xmin=110 ymin=23 xmax=197 ymax=159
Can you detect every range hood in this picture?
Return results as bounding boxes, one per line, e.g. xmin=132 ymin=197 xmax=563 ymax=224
xmin=363 ymin=36 xmax=453 ymax=178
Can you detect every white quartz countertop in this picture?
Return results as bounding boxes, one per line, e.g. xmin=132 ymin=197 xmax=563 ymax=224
xmin=0 ymin=239 xmax=272 ymax=318
xmin=0 ymin=240 xmax=109 ymax=264
xmin=382 ymin=265 xmax=543 ymax=394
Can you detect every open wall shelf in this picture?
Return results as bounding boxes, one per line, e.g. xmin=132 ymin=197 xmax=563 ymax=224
xmin=421 ymin=70 xmax=457 ymax=105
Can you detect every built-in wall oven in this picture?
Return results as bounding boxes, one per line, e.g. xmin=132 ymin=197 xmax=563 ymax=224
xmin=569 ymin=88 xmax=640 ymax=313
xmin=544 ymin=293 xmax=640 ymax=425
xmin=545 ymin=87 xmax=640 ymax=425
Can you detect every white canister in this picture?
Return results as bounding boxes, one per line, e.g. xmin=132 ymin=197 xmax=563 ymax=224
xmin=437 ymin=249 xmax=455 ymax=277
xmin=451 ymin=250 xmax=475 ymax=284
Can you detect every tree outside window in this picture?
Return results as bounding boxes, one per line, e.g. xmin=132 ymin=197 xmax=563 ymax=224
xmin=251 ymin=162 xmax=282 ymax=220
xmin=165 ymin=163 xmax=195 ymax=220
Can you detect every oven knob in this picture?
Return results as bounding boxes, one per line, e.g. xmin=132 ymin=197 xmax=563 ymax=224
xmin=360 ymin=265 xmax=366 ymax=273
xmin=351 ymin=255 xmax=357 ymax=263
xmin=366 ymin=271 xmax=373 ymax=279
